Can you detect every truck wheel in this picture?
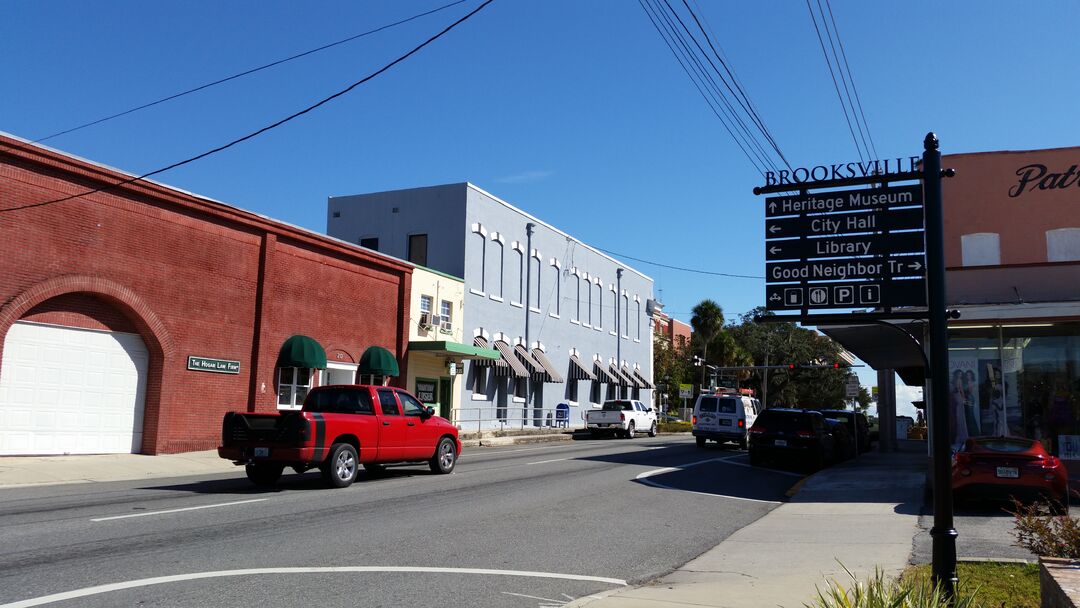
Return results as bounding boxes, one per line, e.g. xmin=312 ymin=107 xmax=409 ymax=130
xmin=245 ymin=463 xmax=283 ymax=487
xmin=739 ymin=434 xmax=748 ymax=450
xmin=648 ymin=421 xmax=658 ymax=437
xmin=696 ymin=436 xmax=707 ymax=448
xmin=625 ymin=421 xmax=636 ymax=439
xmin=322 ymin=443 xmax=359 ymax=488
xmin=430 ymin=437 xmax=457 ymax=474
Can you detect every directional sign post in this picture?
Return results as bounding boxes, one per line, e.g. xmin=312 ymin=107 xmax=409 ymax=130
xmin=762 ymin=183 xmax=926 ymax=313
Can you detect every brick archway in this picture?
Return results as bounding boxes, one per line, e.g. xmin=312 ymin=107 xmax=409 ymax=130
xmin=0 ymin=275 xmax=175 ymax=454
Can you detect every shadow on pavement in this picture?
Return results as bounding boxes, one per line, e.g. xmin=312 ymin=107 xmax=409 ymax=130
xmin=140 ymin=464 xmax=438 ymax=494
xmin=787 ymin=442 xmax=929 ymax=516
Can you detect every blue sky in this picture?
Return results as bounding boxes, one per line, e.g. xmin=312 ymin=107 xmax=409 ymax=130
xmin=4 ymin=1 xmax=1079 ymax=413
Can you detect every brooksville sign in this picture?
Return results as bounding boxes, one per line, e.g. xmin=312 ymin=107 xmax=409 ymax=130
xmin=764 ymin=156 xmax=921 ymax=187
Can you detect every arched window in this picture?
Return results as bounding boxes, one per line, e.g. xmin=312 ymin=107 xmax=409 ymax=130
xmin=622 ymin=293 xmax=630 ymax=338
xmin=594 ymin=278 xmax=603 ymax=329
xmin=635 ymin=296 xmax=641 ymax=340
xmin=511 ymin=242 xmax=525 ymax=306
xmin=490 ymin=233 xmax=505 ymax=299
xmin=531 ymin=251 xmax=542 ymax=310
xmin=585 ymin=274 xmax=593 ymax=326
xmin=550 ymin=259 xmax=562 ymax=317
xmin=470 ymin=223 xmax=487 ymax=294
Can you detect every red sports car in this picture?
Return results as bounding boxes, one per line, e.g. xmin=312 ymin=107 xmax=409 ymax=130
xmin=952 ymin=436 xmax=1069 ymax=513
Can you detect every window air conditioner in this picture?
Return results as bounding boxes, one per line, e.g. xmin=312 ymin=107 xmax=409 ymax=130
xmin=440 ymin=319 xmax=453 ymax=332
xmin=419 ymin=312 xmax=432 ymax=328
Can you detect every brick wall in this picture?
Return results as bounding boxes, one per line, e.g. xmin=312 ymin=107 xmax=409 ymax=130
xmin=0 ymin=135 xmax=412 ymax=454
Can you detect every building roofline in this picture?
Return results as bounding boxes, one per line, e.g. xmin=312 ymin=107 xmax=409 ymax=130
xmin=0 ymin=130 xmax=415 ymax=274
xmin=944 ymin=144 xmax=1080 ymax=160
xmin=464 ymin=182 xmax=653 ymax=282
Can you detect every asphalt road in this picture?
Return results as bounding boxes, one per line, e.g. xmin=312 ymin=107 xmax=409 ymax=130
xmin=0 ymin=435 xmax=802 ymax=608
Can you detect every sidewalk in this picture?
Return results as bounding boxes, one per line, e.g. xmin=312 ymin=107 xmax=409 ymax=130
xmin=569 ymin=443 xmax=928 ymax=608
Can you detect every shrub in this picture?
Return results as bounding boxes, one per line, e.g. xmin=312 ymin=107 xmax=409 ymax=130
xmin=806 ymin=565 xmax=977 ymax=608
xmin=1012 ymin=497 xmax=1080 ymax=558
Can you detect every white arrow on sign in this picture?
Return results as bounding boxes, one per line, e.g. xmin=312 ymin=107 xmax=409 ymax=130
xmin=908 ymin=261 xmax=924 ymax=271
xmin=769 ymin=246 xmax=781 ymax=255
xmin=768 ymin=201 xmax=777 ymax=213
xmin=768 ymin=224 xmax=781 ymax=234
xmin=769 ymin=293 xmax=781 ymax=302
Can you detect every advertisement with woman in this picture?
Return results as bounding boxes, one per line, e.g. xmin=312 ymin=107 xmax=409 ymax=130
xmin=949 ymin=357 xmax=980 ymax=449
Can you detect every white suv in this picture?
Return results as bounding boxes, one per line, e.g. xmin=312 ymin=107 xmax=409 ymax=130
xmin=692 ymin=394 xmax=760 ymax=449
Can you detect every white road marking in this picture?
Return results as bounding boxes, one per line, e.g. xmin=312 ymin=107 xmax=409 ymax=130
xmin=527 ymin=458 xmax=571 ymax=465
xmin=90 ymin=499 xmax=268 ymax=522
xmin=634 ymin=456 xmax=799 ymax=503
xmin=500 ymin=591 xmax=567 ymax=603
xmin=0 ymin=567 xmax=627 ymax=608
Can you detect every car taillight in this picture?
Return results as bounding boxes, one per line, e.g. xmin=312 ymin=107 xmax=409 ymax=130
xmin=620 ymin=413 xmax=625 ymax=422
xmin=1044 ymin=456 xmax=1061 ymax=469
xmin=692 ymin=415 xmax=697 ymax=425
xmin=299 ymin=416 xmax=311 ymax=442
xmin=796 ymin=430 xmax=815 ymax=438
xmin=953 ymin=452 xmax=970 ymax=466
xmin=749 ymin=426 xmax=765 ymax=434
xmin=738 ymin=419 xmax=745 ymax=428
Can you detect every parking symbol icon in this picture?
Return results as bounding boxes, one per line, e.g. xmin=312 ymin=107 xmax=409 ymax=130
xmin=834 ymin=286 xmax=855 ymax=305
xmin=809 ymin=287 xmax=829 ymax=305
xmin=859 ymin=284 xmax=881 ymax=304
xmin=784 ymin=288 xmax=803 ymax=306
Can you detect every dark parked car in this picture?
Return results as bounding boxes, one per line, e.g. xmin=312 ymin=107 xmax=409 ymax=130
xmin=824 ymin=418 xmax=855 ymax=462
xmin=819 ymin=410 xmax=872 ymax=453
xmin=953 ymin=436 xmax=1069 ymax=513
xmin=748 ymin=409 xmax=835 ymax=472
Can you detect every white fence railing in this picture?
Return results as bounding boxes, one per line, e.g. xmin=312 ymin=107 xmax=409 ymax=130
xmin=451 ymin=405 xmax=580 ymax=434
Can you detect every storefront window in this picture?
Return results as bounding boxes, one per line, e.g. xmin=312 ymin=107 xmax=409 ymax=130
xmin=948 ymin=322 xmax=1080 ymax=458
xmin=277 ymin=367 xmax=311 ymax=410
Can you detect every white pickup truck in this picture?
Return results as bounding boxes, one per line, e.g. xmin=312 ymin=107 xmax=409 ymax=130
xmin=586 ymin=399 xmax=658 ymax=439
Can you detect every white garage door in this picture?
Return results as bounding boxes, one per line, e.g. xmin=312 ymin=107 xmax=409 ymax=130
xmin=0 ymin=321 xmax=149 ymax=455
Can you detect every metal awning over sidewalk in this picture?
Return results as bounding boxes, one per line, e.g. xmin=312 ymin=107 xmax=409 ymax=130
xmin=409 ymin=340 xmax=499 ymax=360
xmin=816 ymin=320 xmax=927 ymax=385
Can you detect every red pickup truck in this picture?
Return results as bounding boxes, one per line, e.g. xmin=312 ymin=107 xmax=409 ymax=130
xmin=218 ymin=385 xmax=462 ymax=488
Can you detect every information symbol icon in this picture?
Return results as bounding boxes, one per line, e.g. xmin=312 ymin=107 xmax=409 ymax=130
xmin=809 ymin=287 xmax=828 ymax=305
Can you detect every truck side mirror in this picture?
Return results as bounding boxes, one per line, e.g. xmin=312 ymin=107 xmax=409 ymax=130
xmin=421 ymin=406 xmax=435 ymax=419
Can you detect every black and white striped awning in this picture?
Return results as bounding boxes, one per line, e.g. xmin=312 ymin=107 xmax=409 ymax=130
xmin=568 ymin=354 xmax=596 ymax=381
xmin=530 ymin=349 xmax=565 ymax=383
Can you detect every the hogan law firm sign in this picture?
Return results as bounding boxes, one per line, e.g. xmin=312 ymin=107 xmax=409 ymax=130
xmin=187 ymin=356 xmax=241 ymax=374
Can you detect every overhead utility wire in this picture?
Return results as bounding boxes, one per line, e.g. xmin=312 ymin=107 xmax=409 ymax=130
xmin=638 ymin=0 xmax=767 ymax=176
xmin=596 ymin=247 xmax=765 ymax=280
xmin=654 ymin=0 xmax=778 ymax=173
xmin=815 ymin=0 xmax=870 ymax=161
xmin=678 ymin=0 xmax=791 ymax=170
xmin=646 ymin=0 xmax=777 ymax=174
xmin=3 ymin=0 xmax=495 ymax=215
xmin=805 ymin=0 xmax=864 ymax=162
xmin=823 ymin=0 xmax=877 ymax=159
xmin=31 ymin=0 xmax=469 ymax=143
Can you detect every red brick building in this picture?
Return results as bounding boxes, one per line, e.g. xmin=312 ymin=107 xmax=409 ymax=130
xmin=0 ymin=134 xmax=412 ymax=455
xmin=654 ymin=312 xmax=692 ymax=352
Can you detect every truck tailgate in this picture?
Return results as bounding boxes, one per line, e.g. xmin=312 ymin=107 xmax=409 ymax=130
xmin=221 ymin=411 xmax=306 ymax=446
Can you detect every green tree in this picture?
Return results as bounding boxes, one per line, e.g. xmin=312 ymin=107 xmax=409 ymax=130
xmin=652 ymin=335 xmax=691 ymax=412
xmin=690 ymin=300 xmax=724 ymax=390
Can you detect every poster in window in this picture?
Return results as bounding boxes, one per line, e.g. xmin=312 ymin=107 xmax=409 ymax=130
xmin=948 ymin=357 xmax=980 ymax=448
xmin=416 ymin=379 xmax=437 ymax=403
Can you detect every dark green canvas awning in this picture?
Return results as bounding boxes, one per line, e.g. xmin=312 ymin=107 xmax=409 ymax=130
xmin=277 ymin=335 xmax=327 ymax=369
xmin=360 ymin=346 xmax=400 ymax=377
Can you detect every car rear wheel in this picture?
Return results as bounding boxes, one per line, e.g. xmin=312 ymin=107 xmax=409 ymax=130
xmin=696 ymin=436 xmax=707 ymax=448
xmin=648 ymin=421 xmax=658 ymax=437
xmin=739 ymin=433 xmax=748 ymax=450
xmin=322 ymin=443 xmax=359 ymax=488
xmin=430 ymin=437 xmax=457 ymax=474
xmin=245 ymin=463 xmax=283 ymax=487
xmin=624 ymin=421 xmax=636 ymax=439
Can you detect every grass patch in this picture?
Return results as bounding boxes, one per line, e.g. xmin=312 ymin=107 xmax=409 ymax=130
xmin=658 ymin=421 xmax=691 ymax=433
xmin=903 ymin=562 xmax=1039 ymax=608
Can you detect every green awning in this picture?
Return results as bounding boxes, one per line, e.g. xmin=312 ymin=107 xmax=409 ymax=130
xmin=277 ymin=335 xmax=327 ymax=369
xmin=360 ymin=346 xmax=400 ymax=377
xmin=408 ymin=340 xmax=500 ymax=360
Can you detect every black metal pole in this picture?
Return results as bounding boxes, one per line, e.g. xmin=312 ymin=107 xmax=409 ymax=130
xmin=924 ymin=132 xmax=958 ymax=599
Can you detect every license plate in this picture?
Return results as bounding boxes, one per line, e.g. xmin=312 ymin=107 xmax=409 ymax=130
xmin=719 ymin=419 xmax=731 ymax=426
xmin=774 ymin=439 xmax=788 ymax=447
xmin=254 ymin=447 xmax=269 ymax=458
xmin=996 ymin=467 xmax=1019 ymax=479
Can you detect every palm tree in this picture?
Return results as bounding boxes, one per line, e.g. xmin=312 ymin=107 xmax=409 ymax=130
xmin=690 ymin=300 xmax=724 ymax=390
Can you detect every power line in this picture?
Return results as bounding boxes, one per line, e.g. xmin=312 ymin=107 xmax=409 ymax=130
xmin=814 ymin=0 xmax=870 ymax=160
xmin=32 ymin=0 xmax=470 ymax=143
xmin=806 ymin=0 xmax=864 ymax=162
xmin=638 ymin=0 xmax=767 ymax=175
xmin=3 ymin=0 xmax=495 ymax=215
xmin=678 ymin=0 xmax=791 ymax=170
xmin=596 ymin=247 xmax=765 ymax=280
xmin=822 ymin=0 xmax=877 ymax=159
